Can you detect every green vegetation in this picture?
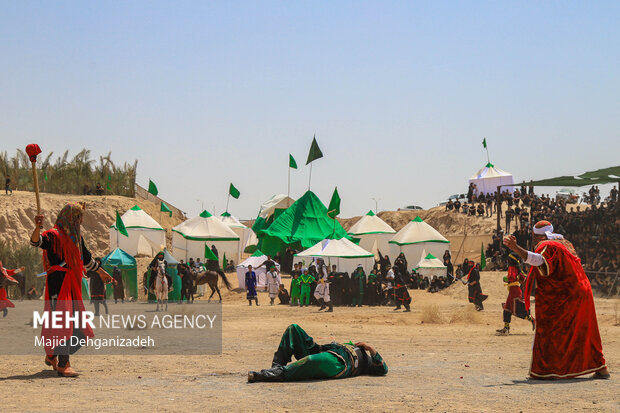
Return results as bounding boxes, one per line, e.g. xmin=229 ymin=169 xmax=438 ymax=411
xmin=1 ymin=148 xmax=137 ymax=197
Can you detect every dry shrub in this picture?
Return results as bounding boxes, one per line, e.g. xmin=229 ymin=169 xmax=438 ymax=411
xmin=449 ymin=307 xmax=482 ymax=324
xmin=420 ymin=304 xmax=444 ymax=324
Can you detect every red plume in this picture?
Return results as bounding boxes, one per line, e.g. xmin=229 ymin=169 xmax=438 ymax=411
xmin=26 ymin=144 xmax=42 ymax=162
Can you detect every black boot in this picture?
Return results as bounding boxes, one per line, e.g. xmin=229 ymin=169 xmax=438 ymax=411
xmin=255 ymin=298 xmax=259 ymax=306
xmin=248 ymin=300 xmax=252 ymax=306
xmin=318 ymin=298 xmax=326 ymax=311
xmin=248 ymin=366 xmax=285 ymax=383
xmin=326 ymin=301 xmax=333 ymax=312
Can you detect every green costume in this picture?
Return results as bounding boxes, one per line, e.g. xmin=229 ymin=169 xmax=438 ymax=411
xmin=299 ymin=273 xmax=314 ymax=306
xmin=352 ymin=269 xmax=366 ymax=307
xmin=248 ymin=324 xmax=388 ymax=382
xmin=290 ymin=277 xmax=301 ymax=306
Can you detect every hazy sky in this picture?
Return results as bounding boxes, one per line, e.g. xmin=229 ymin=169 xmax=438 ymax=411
xmin=2 ymin=1 xmax=619 ymax=219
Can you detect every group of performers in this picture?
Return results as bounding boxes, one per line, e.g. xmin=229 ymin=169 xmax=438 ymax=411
xmin=3 ymin=197 xmax=609 ymax=382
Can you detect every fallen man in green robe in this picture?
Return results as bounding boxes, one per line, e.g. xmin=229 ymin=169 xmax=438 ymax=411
xmin=248 ymin=324 xmax=388 ymax=382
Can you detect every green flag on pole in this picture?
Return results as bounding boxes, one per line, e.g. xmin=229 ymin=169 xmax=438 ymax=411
xmin=222 ymin=252 xmax=227 ymax=271
xmin=480 ymin=242 xmax=486 ymax=270
xmin=289 ymin=154 xmax=298 ymax=169
xmin=115 ymin=210 xmax=129 ymax=237
xmin=482 ymin=138 xmax=487 ymax=149
xmin=229 ymin=183 xmax=240 ymax=199
xmin=106 ymin=181 xmax=111 ymax=190
xmin=327 ymin=187 xmax=341 ymax=219
xmin=306 ymin=135 xmax=324 ymax=165
xmin=160 ymin=201 xmax=172 ymax=217
xmin=205 ymin=244 xmax=217 ymax=261
xmin=148 ymin=179 xmax=158 ymax=196
xmin=44 ymin=172 xmax=48 ymax=182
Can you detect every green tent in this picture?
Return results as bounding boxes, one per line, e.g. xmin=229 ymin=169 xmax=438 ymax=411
xmin=146 ymin=249 xmax=181 ymax=302
xmin=508 ymin=165 xmax=620 ymax=187
xmin=259 ymin=190 xmax=351 ymax=256
xmin=101 ymin=248 xmax=138 ymax=300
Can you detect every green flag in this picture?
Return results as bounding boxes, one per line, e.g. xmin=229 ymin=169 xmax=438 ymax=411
xmin=205 ymin=244 xmax=217 ymax=261
xmin=289 ymin=154 xmax=298 ymax=169
xmin=108 ymin=175 xmax=112 ymax=181
xmin=480 ymin=242 xmax=486 ymax=270
xmin=306 ymin=135 xmax=323 ymax=165
xmin=327 ymin=187 xmax=341 ymax=219
xmin=229 ymin=183 xmax=240 ymax=199
xmin=115 ymin=210 xmax=129 ymax=237
xmin=222 ymin=252 xmax=227 ymax=271
xmin=106 ymin=181 xmax=111 ymax=190
xmin=44 ymin=172 xmax=48 ymax=182
xmin=482 ymin=138 xmax=487 ymax=149
xmin=148 ymin=179 xmax=158 ymax=196
xmin=160 ymin=201 xmax=172 ymax=217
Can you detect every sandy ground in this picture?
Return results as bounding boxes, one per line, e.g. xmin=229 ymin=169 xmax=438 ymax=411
xmin=0 ymin=272 xmax=618 ymax=412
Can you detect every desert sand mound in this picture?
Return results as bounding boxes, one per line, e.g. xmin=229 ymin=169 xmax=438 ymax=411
xmin=0 ymin=190 xmax=184 ymax=257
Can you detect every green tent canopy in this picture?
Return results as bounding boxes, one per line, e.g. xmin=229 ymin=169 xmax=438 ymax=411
xmin=101 ymin=248 xmax=138 ymax=300
xmin=259 ymin=190 xmax=351 ymax=256
xmin=509 ymin=165 xmax=620 ymax=187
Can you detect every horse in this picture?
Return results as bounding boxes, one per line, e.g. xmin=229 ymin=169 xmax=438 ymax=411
xmin=194 ymin=269 xmax=232 ymax=302
xmin=178 ymin=264 xmax=195 ymax=304
xmin=151 ymin=261 xmax=170 ymax=311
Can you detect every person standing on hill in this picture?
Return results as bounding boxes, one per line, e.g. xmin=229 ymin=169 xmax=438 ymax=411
xmin=5 ymin=177 xmax=12 ymax=195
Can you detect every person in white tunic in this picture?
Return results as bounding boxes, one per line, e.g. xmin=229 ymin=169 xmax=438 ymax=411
xmin=266 ymin=266 xmax=282 ymax=306
xmin=313 ymin=258 xmax=333 ymax=312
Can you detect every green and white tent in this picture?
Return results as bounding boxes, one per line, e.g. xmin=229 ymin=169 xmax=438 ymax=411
xmin=347 ymin=210 xmax=395 ymax=258
xmin=109 ymin=205 xmax=165 ymax=256
xmin=414 ymin=252 xmax=447 ymax=278
xmin=252 ymin=194 xmax=295 ymax=236
xmin=469 ymin=163 xmax=514 ymax=196
xmin=389 ymin=216 xmax=450 ymax=270
xmin=172 ymin=210 xmax=240 ymax=265
xmin=295 ymin=237 xmax=375 ymax=275
xmin=101 ymin=248 xmax=138 ymax=300
xmin=258 ymin=190 xmax=350 ymax=257
xmin=220 ymin=212 xmax=253 ymax=264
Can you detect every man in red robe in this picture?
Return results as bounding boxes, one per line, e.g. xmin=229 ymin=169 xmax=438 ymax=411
xmin=0 ymin=261 xmax=24 ymax=317
xmin=503 ymin=220 xmax=609 ymax=379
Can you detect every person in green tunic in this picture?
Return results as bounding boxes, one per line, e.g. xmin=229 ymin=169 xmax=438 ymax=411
xmin=365 ymin=269 xmax=380 ymax=306
xmin=248 ymin=324 xmax=388 ymax=382
xmin=299 ymin=268 xmax=313 ymax=307
xmin=290 ymin=269 xmax=301 ymax=306
xmin=351 ymin=265 xmax=366 ymax=307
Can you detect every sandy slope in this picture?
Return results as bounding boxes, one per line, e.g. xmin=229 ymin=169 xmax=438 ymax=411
xmin=0 ymin=272 xmax=617 ymax=412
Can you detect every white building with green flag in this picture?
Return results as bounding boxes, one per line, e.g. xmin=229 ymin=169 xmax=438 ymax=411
xmin=389 ymin=216 xmax=450 ymax=270
xmin=469 ymin=163 xmax=514 ymax=196
xmin=109 ymin=205 xmax=166 ymax=256
xmin=347 ymin=210 xmax=396 ymax=258
xmin=172 ymin=210 xmax=240 ymax=264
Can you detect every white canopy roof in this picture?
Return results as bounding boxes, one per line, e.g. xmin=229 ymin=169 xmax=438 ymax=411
xmin=389 ymin=216 xmax=449 ymax=246
xmin=172 ymin=210 xmax=240 ymax=240
xmin=415 ymin=253 xmax=447 ymax=269
xmin=258 ymin=194 xmax=295 ymax=219
xmin=237 ymin=251 xmax=281 ymax=269
xmin=219 ymin=212 xmax=247 ymax=228
xmin=296 ymin=238 xmax=374 ymax=259
xmin=112 ymin=205 xmax=163 ymax=230
xmin=348 ymin=210 xmax=396 ymax=235
xmin=469 ymin=163 xmax=513 ymax=180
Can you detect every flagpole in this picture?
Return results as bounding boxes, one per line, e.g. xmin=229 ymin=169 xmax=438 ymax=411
xmin=308 ymin=162 xmax=313 ymax=190
xmin=484 ymin=137 xmax=490 ymax=164
xmin=288 ymin=165 xmax=291 ymax=200
xmin=226 ymin=194 xmax=230 ymax=213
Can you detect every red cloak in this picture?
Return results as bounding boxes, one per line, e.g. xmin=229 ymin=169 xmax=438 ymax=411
xmin=524 ymin=240 xmax=606 ymax=379
xmin=0 ymin=265 xmax=18 ymax=311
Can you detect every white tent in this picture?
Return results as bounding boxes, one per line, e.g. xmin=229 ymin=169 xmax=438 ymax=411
xmin=172 ymin=210 xmax=240 ymax=265
xmin=415 ymin=252 xmax=447 ymax=278
xmin=219 ymin=212 xmax=254 ymax=264
xmin=389 ymin=216 xmax=450 ymax=270
xmin=236 ymin=250 xmax=281 ymax=290
xmin=347 ymin=210 xmax=396 ymax=258
xmin=258 ymin=194 xmax=295 ymax=219
xmin=109 ymin=205 xmax=166 ymax=256
xmin=469 ymin=163 xmax=515 ymax=196
xmin=294 ymin=238 xmax=375 ymax=276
